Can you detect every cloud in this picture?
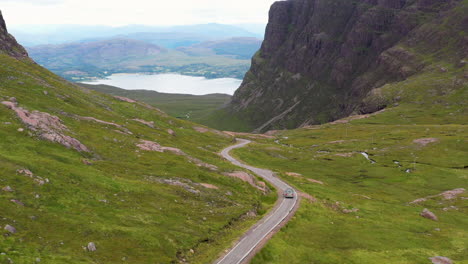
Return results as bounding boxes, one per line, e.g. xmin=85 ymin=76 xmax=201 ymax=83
xmin=0 ymin=0 xmax=64 ymax=5
xmin=1 ymin=0 xmax=277 ymax=26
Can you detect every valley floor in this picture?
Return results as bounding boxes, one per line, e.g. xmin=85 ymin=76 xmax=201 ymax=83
xmin=230 ymin=110 xmax=467 ymax=263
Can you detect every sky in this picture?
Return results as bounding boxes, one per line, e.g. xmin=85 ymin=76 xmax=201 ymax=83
xmin=0 ymin=0 xmax=278 ymax=26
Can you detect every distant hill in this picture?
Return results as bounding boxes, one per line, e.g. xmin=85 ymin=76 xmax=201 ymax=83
xmin=11 ymin=23 xmax=262 ymax=47
xmin=29 ymin=38 xmax=165 ymax=66
xmin=178 ymin=37 xmax=262 ymax=60
xmin=27 ymin=38 xmax=251 ymax=80
xmin=121 ymin=32 xmax=209 ymax=49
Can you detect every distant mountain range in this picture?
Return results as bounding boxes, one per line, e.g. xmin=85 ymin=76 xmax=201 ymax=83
xmin=10 ymin=23 xmax=265 ymax=47
xmin=27 ymin=36 xmax=261 ymax=80
xmin=178 ymin=37 xmax=262 ymax=60
xmin=19 ymin=23 xmax=264 ymax=81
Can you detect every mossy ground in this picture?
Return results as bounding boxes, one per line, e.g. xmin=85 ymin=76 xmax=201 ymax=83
xmin=0 ymin=54 xmax=275 ymax=263
xmin=230 ymin=66 xmax=467 ymax=263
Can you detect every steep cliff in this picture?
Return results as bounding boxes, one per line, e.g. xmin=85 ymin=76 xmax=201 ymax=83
xmin=226 ymin=0 xmax=467 ymax=132
xmin=0 ymin=10 xmax=29 ymax=58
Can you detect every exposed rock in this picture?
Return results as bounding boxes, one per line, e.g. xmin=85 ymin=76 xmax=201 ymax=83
xmin=114 ymin=96 xmax=136 ymax=103
xmin=430 ymin=256 xmax=453 ymax=264
xmin=17 ymin=169 xmax=48 ymax=185
xmin=244 ymin=210 xmax=258 ymax=218
xmin=10 ymin=199 xmax=24 ymax=206
xmin=193 ymin=126 xmax=230 ymax=138
xmin=440 ymin=188 xmax=465 ymax=200
xmin=413 ymin=138 xmax=439 ymax=146
xmin=329 ymin=140 xmax=346 ymax=144
xmin=285 ymin=172 xmax=302 ymax=177
xmin=17 ymin=168 xmax=33 ymax=177
xmin=410 ymin=188 xmax=466 ymax=204
xmin=0 ymin=11 xmax=29 ymax=58
xmin=335 ymin=153 xmax=354 ymax=157
xmin=137 ymin=140 xmax=218 ymax=170
xmin=4 ymin=224 xmax=16 ymax=234
xmin=200 ymin=183 xmax=219 ymax=190
xmin=152 ymin=178 xmax=200 ymax=194
xmin=82 ymin=159 xmax=93 ymax=166
xmin=136 ymin=140 xmax=166 ymax=152
xmin=193 ymin=126 xmax=210 ymax=133
xmin=167 ymin=129 xmax=176 ymax=136
xmin=2 ymin=100 xmax=89 ymax=152
xmin=79 ymin=116 xmax=131 ymax=134
xmin=421 ymin=208 xmax=438 ymax=221
xmin=87 ymin=242 xmax=97 ymax=252
xmin=2 ymin=186 xmax=13 ymax=192
xmin=352 ymin=194 xmax=372 ymax=200
xmin=80 ymin=116 xmax=120 ymax=127
xmin=223 ymin=171 xmax=267 ymax=193
xmin=307 ymin=178 xmax=324 ymax=185
xmin=342 ymin=208 xmax=359 ymax=214
xmin=132 ymin=119 xmax=155 ymax=128
xmin=226 ymin=0 xmax=465 ymax=131
xmin=442 ymin=206 xmax=458 ymax=211
xmin=187 ymin=156 xmax=219 ymax=171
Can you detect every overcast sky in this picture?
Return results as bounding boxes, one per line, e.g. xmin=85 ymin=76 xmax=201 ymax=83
xmin=0 ymin=0 xmax=278 ymax=26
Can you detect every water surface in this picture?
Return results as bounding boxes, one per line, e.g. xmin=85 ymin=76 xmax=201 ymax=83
xmin=81 ymin=73 xmax=242 ymax=95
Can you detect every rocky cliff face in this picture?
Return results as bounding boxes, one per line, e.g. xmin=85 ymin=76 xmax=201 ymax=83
xmin=0 ymin=10 xmax=29 ymax=58
xmin=227 ymin=0 xmax=467 ymax=132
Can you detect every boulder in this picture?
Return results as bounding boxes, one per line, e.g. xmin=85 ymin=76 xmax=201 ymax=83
xmin=87 ymin=242 xmax=97 ymax=252
xmin=10 ymin=199 xmax=25 ymax=206
xmin=440 ymin=188 xmax=465 ymax=200
xmin=167 ymin=129 xmax=176 ymax=136
xmin=430 ymin=256 xmax=453 ymax=264
xmin=2 ymin=186 xmax=13 ymax=192
xmin=4 ymin=225 xmax=16 ymax=234
xmin=421 ymin=208 xmax=438 ymax=221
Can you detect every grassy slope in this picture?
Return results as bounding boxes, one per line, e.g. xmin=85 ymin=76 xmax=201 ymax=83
xmin=0 ymin=54 xmax=276 ymax=263
xmin=79 ymin=83 xmax=232 ymax=123
xmin=230 ymin=65 xmax=468 ymax=263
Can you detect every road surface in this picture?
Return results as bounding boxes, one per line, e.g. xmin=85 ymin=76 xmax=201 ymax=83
xmin=216 ymin=139 xmax=298 ymax=264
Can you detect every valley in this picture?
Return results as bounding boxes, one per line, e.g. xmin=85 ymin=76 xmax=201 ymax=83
xmin=79 ymin=83 xmax=232 ymax=123
xmin=1 ymin=0 xmax=467 ymax=263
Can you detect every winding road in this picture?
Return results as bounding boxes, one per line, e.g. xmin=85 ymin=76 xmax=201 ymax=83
xmin=216 ymin=139 xmax=298 ymax=264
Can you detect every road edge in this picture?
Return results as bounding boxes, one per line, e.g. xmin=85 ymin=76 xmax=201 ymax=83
xmin=214 ymin=139 xmax=300 ymax=264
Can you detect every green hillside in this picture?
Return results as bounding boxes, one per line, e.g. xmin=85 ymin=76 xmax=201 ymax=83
xmin=229 ymin=66 xmax=468 ymax=263
xmin=0 ymin=53 xmax=275 ymax=263
xmin=80 ymin=83 xmax=232 ymax=122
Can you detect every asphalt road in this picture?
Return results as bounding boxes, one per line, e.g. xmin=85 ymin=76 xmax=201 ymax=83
xmin=216 ymin=139 xmax=298 ymax=264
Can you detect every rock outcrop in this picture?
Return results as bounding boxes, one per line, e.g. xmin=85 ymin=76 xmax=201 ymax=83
xmin=137 ymin=140 xmax=218 ymax=170
xmin=430 ymin=256 xmax=453 ymax=264
xmin=226 ymin=0 xmax=468 ymax=132
xmin=2 ymin=100 xmax=90 ymax=152
xmin=421 ymin=208 xmax=438 ymax=221
xmin=0 ymin=10 xmax=29 ymax=58
xmin=223 ymin=171 xmax=269 ymax=193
